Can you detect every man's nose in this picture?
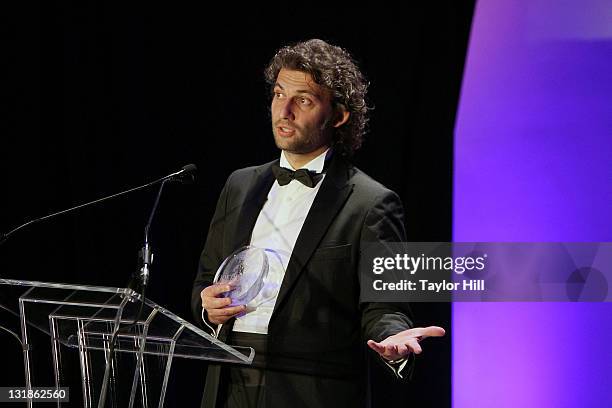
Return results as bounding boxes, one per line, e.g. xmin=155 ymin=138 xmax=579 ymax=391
xmin=279 ymin=99 xmax=295 ymax=121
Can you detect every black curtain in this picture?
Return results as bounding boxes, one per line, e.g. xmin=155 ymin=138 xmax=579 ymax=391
xmin=1 ymin=2 xmax=474 ymax=406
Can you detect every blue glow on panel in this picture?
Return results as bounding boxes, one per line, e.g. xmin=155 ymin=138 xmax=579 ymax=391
xmin=453 ymin=1 xmax=612 ymax=407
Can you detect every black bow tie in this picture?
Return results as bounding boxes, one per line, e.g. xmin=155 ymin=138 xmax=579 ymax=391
xmin=271 ymin=164 xmax=322 ymax=188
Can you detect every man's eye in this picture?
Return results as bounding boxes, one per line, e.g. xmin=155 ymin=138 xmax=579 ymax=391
xmin=274 ymin=91 xmax=284 ymax=98
xmin=299 ymin=97 xmax=312 ymax=105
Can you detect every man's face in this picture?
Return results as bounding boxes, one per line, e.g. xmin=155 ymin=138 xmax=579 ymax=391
xmin=271 ymin=68 xmax=336 ymax=154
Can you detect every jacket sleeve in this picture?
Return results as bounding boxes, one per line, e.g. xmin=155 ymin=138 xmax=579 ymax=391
xmin=191 ymin=173 xmax=233 ymax=329
xmin=359 ymin=190 xmax=416 ymax=380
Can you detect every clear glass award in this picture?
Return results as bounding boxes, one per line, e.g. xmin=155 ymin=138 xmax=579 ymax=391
xmin=213 ymin=246 xmax=270 ymax=306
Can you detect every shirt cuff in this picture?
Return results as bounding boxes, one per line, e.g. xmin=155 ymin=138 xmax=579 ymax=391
xmin=382 ymin=356 xmax=410 ymax=379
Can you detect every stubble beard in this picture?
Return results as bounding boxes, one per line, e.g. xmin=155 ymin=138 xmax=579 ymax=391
xmin=272 ymin=117 xmax=333 ymax=154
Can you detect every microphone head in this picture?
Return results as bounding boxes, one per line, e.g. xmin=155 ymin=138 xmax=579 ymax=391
xmin=182 ymin=163 xmax=197 ymax=175
xmin=177 ymin=163 xmax=197 ymax=184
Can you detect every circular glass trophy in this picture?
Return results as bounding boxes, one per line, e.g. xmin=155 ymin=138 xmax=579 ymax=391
xmin=213 ymin=246 xmax=269 ymax=306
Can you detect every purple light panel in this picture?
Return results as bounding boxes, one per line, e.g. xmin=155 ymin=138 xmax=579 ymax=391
xmin=453 ymin=1 xmax=612 ymax=407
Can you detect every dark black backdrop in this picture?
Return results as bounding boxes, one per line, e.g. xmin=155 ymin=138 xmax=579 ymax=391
xmin=2 ymin=2 xmax=474 ymax=407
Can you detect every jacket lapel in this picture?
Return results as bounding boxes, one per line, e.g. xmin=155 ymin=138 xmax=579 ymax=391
xmin=231 ymin=160 xmax=277 ymax=250
xmin=270 ymin=155 xmax=354 ymax=321
xmin=218 ymin=161 xmax=276 ymax=341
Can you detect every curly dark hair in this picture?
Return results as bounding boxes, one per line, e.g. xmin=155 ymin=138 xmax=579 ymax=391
xmin=265 ymin=39 xmax=370 ymax=156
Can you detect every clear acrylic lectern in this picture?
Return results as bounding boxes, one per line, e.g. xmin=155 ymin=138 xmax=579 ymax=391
xmin=0 ymin=279 xmax=254 ymax=407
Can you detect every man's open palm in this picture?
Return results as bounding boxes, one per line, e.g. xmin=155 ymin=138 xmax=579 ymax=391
xmin=367 ymin=326 xmax=446 ymax=361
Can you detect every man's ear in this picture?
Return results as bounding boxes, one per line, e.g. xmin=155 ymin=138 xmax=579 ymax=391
xmin=333 ymin=105 xmax=350 ymax=128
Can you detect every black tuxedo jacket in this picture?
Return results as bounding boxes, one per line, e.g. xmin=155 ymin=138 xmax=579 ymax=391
xmin=191 ymin=154 xmax=414 ymax=408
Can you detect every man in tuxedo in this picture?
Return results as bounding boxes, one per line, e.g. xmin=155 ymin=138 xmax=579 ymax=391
xmin=192 ymin=39 xmax=444 ymax=408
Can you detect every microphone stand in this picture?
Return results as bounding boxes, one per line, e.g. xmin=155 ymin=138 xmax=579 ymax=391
xmin=98 ymin=178 xmax=170 ymax=408
xmin=139 ymin=177 xmax=169 ymax=287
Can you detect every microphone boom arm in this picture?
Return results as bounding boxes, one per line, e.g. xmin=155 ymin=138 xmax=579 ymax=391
xmin=0 ymin=164 xmax=196 ymax=246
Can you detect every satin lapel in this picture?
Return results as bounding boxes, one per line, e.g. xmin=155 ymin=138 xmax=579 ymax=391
xmin=270 ymin=155 xmax=354 ymax=321
xmin=232 ymin=161 xmax=277 ymax=250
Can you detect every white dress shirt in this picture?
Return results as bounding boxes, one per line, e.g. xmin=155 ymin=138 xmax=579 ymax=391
xmin=232 ymin=148 xmax=330 ymax=334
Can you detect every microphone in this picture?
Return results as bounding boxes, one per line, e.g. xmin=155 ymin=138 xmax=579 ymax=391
xmin=0 ymin=164 xmax=198 ymax=246
xmin=95 ymin=163 xmax=195 ymax=408
xmin=168 ymin=163 xmax=198 ymax=184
